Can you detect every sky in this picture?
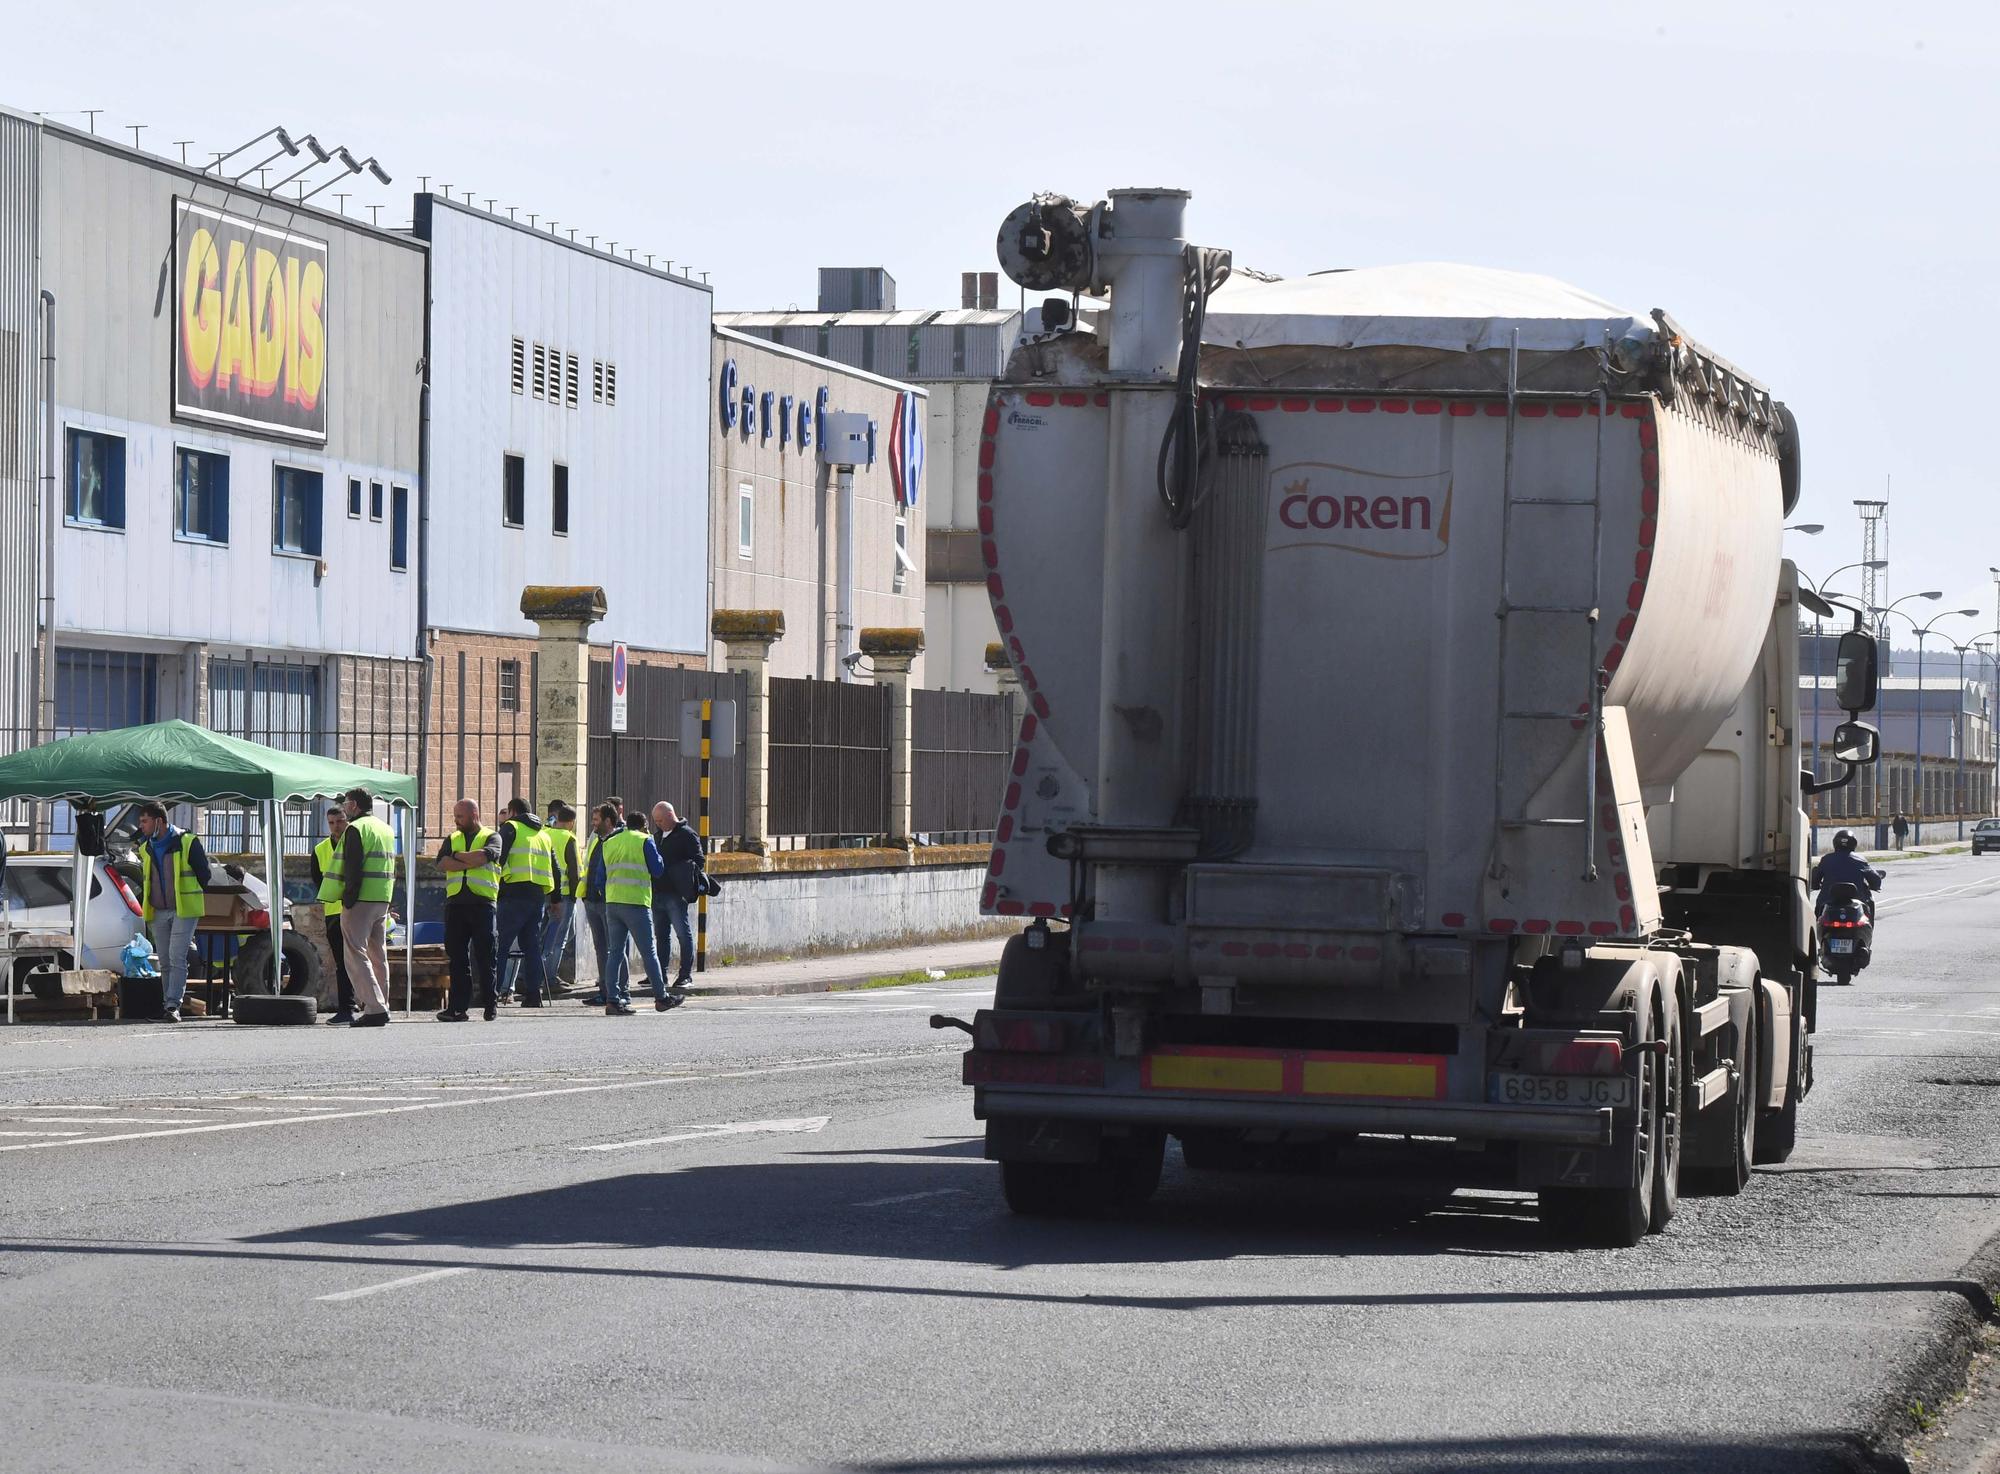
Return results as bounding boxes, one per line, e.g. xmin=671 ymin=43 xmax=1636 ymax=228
xmin=8 ymin=0 xmax=1997 ymax=639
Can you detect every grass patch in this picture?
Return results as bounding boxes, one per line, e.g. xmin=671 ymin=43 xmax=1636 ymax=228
xmin=836 ymin=965 xmax=997 ymax=992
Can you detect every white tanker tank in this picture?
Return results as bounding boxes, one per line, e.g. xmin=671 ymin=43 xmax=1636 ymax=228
xmin=949 ymin=187 xmax=1878 ymax=1244
xmin=979 ymin=191 xmax=1799 ymax=966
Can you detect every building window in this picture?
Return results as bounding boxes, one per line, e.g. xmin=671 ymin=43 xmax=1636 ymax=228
xmin=592 ymin=360 xmax=604 ymax=403
xmin=737 ymin=481 xmax=753 ymax=560
xmin=502 ymin=454 xmax=525 ymax=527
xmin=498 ymin=659 xmax=521 ymax=713
xmin=174 ymin=447 xmax=229 ymax=544
xmin=593 ymin=360 xmax=617 ymax=407
xmin=66 ymin=428 xmax=125 ymax=529
xmin=390 ymin=484 xmax=408 ymax=570
xmin=272 ymin=465 xmax=323 ymax=556
xmin=906 ymin=327 xmax=922 ymax=376
xmin=348 ymin=477 xmax=362 ymax=518
xmin=893 ymin=511 xmax=911 ymax=594
xmin=531 ymin=344 xmax=548 ymax=400
xmin=861 ymin=327 xmax=877 ymax=373
xmin=952 ymin=323 xmax=968 ymax=375
xmin=369 ymin=480 xmax=384 ymax=522
xmin=552 ymin=463 xmax=569 ymax=536
xmin=497 ymin=761 xmax=521 ymax=811
xmin=565 ymin=353 xmax=580 ymax=409
xmin=511 ymin=337 xmax=526 ymax=395
xmin=816 ymin=323 xmax=831 ymax=359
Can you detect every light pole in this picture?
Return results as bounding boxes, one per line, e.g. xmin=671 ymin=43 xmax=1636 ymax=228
xmin=1801 ymin=560 xmax=1887 ymax=810
xmin=1878 ymin=599 xmax=1974 ymax=843
xmin=1956 ymin=642 xmax=1975 ymax=838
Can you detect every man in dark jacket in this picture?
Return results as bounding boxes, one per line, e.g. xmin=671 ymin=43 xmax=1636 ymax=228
xmin=435 ymin=798 xmax=503 ymax=1021
xmin=650 ymin=801 xmax=703 ymax=994
xmin=1810 ymin=830 xmax=1884 ymax=918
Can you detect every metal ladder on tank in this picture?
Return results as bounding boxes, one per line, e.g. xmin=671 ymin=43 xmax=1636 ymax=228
xmin=1489 ymin=328 xmax=1614 ymax=885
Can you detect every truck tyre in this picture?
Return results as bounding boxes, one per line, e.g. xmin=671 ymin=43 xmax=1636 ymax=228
xmin=1684 ymin=1010 xmax=1756 ymax=1197
xmin=1001 ymin=1132 xmax=1163 ymax=1218
xmin=1649 ymin=1001 xmax=1683 ymax=1234
xmin=1540 ymin=1003 xmax=1662 ymax=1248
xmin=231 ymin=992 xmax=318 ymax=1026
xmin=234 ymin=931 xmax=323 ymax=999
xmin=1754 ymin=1003 xmax=1803 ymax=1165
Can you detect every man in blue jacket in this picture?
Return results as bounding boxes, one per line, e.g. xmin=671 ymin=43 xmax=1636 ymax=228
xmin=1810 ymin=830 xmax=1883 ymax=917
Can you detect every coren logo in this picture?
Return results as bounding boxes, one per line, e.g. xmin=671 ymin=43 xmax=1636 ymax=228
xmin=174 ymin=199 xmax=329 ymax=443
xmin=1269 ymin=461 xmax=1451 ymax=560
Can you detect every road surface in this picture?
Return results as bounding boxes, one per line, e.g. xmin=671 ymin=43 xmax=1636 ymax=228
xmin=5 ymin=852 xmax=2000 ymax=1472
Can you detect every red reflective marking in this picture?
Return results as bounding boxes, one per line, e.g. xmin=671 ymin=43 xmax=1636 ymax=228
xmin=996 ymin=815 xmax=1013 ymax=843
xmin=1488 ymin=919 xmax=1518 ymax=934
xmin=1032 ymin=692 xmax=1050 ymax=718
xmin=1518 ymin=403 xmax=1548 ymax=418
xmin=1315 ymin=398 xmax=1344 ymax=413
xmin=1025 ymin=391 xmax=1056 ymax=407
xmin=1523 ymin=919 xmax=1551 ymax=934
xmin=1638 ymin=518 xmax=1655 ymax=548
xmin=978 ymin=441 xmax=995 ymax=468
xmin=1635 ymin=549 xmax=1653 ymax=579
xmin=1348 ymin=399 xmax=1376 ymax=413
xmin=988 ymin=851 xmax=1006 ymax=875
xmin=1094 ymin=392 xmax=1109 ymax=407
xmin=1381 ymin=399 xmax=1409 ymax=414
xmin=1589 ymin=921 xmax=1618 ymax=937
xmin=1608 ymin=837 xmax=1625 ymax=861
xmin=1614 ymin=874 xmax=1631 ymax=900
xmin=980 ymin=539 xmax=998 ymax=569
xmin=1248 ymin=396 xmax=1278 ymax=411
xmin=1316 ymin=944 xmax=1343 ymax=960
xmin=1030 ymin=902 xmax=1057 ymax=917
xmin=1058 ymin=391 xmax=1088 ymax=407
xmin=1414 ymin=400 xmax=1442 ymax=415
xmin=1016 ymin=662 xmax=1036 ymax=689
xmin=980 ymin=883 xmax=996 ymax=908
xmin=1640 ymin=451 xmax=1659 ymax=482
xmin=1619 ymin=905 xmax=1637 ymax=930
xmin=1556 ymin=921 xmax=1586 ymax=936
xmin=1623 ymin=404 xmax=1644 ymax=419
xmin=1554 ymin=403 xmax=1583 ymax=418
xmin=987 ymin=573 xmax=1005 ymax=599
xmin=1004 ymin=782 xmax=1021 ymax=810
xmin=1442 ymin=912 xmax=1467 ymax=927
xmin=996 ymin=900 xmax=1025 ymax=916
xmin=1008 ymin=637 xmax=1024 ymax=662
xmin=1448 ymin=403 xmax=1476 ymax=417
xmin=982 ymin=408 xmax=1000 ymax=435
xmin=1019 ymin=713 xmax=1038 ymax=741
xmin=977 ymin=474 xmax=993 ymax=504
xmin=993 ymin=605 xmax=1013 ymax=634
xmin=978 ymin=506 xmax=993 ymax=535
xmin=1637 ymin=415 xmax=1657 ymax=442
xmin=1615 ymin=614 xmax=1636 ymax=641
xmin=1224 ymin=394 xmax=1248 ymax=410
xmin=1604 ymin=645 xmax=1625 ymax=673
xmin=1281 ymin=397 xmax=1309 ymax=412
xmin=1484 ymin=404 xmax=1508 ymax=417
xmin=1641 ymin=487 xmax=1658 ymax=515
xmin=1012 ymin=748 xmax=1029 ymax=776
xmin=1627 ymin=582 xmax=1646 ymax=611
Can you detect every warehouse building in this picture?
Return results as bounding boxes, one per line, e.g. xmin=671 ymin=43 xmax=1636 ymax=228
xmin=0 ymin=112 xmax=426 ymax=843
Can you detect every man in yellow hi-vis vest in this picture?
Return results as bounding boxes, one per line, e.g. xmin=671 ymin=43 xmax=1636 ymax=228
xmin=338 ymin=787 xmax=399 ymax=1026
xmin=136 ymin=800 xmax=211 ymax=1023
xmin=309 ymin=805 xmax=356 ymax=1023
xmin=494 ymin=796 xmax=555 ymax=1007
xmin=434 ymin=797 xmax=502 ymax=1021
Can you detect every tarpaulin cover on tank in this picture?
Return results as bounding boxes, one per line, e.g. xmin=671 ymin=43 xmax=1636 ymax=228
xmin=1202 ymin=263 xmax=1649 ymax=355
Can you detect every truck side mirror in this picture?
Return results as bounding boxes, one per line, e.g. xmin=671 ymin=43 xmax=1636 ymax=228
xmin=1834 ymin=630 xmax=1879 ymax=714
xmin=1832 ymin=720 xmax=1878 ymax=765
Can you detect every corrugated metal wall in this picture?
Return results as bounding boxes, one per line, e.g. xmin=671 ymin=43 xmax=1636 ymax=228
xmin=0 ymin=112 xmax=37 ymax=769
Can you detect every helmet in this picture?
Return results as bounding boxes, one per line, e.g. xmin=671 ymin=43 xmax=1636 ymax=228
xmin=1834 ymin=830 xmax=1858 ymax=853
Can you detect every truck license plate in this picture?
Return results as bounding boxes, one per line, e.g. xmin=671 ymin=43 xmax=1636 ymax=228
xmin=1489 ymin=1073 xmax=1631 ymax=1108
xmin=1828 ymin=939 xmax=1855 ymax=954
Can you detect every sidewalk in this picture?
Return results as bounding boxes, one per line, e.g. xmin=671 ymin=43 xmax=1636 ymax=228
xmin=681 ymin=935 xmax=1007 ymax=998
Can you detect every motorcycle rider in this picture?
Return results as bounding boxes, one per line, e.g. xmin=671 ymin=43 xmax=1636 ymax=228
xmin=1810 ymin=829 xmax=1883 ymax=918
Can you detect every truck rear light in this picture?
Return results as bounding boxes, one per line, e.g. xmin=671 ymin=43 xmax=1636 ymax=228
xmin=963 ymin=1052 xmax=1105 ymax=1088
xmin=973 ymin=1014 xmax=1068 ymax=1053
xmin=1546 ymin=1039 xmax=1623 ymax=1075
xmin=246 ymin=908 xmax=272 ymax=931
xmin=105 ymin=866 xmax=144 ymax=918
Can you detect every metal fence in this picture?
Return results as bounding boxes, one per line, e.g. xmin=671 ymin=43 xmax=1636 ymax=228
xmin=426 ymin=650 xmax=537 ymax=841
xmin=768 ymin=677 xmax=889 ymax=845
xmin=912 ymin=688 xmax=1010 ymax=842
xmin=586 ymin=661 xmax=746 ymax=837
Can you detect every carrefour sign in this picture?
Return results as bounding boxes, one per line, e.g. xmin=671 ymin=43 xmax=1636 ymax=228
xmin=174 ymin=199 xmax=328 ymax=443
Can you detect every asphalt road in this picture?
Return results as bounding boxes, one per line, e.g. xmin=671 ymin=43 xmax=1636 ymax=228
xmin=5 ymin=854 xmax=2000 ymax=1473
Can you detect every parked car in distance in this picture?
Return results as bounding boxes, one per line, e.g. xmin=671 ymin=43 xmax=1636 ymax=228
xmin=1973 ymin=818 xmax=2000 ymax=856
xmin=1 ymin=853 xmax=148 ymax=982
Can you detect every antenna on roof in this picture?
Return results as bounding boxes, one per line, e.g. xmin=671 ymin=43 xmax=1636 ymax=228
xmin=172 ymin=140 xmax=192 ymax=164
xmin=126 ymin=124 xmax=145 ymax=150
xmin=82 ymin=109 xmax=103 ymax=134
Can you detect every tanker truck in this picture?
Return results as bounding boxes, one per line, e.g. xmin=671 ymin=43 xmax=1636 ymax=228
xmin=945 ymin=187 xmax=1882 ymax=1247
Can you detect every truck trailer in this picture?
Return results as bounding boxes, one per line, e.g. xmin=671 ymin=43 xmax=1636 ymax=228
xmin=948 ymin=187 xmax=1881 ymax=1247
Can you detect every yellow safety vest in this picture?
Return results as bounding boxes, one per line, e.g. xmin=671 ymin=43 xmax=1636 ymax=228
xmin=141 ymin=830 xmax=206 ymax=922
xmin=548 ymin=827 xmax=578 ymax=900
xmin=350 ymin=815 xmax=398 ymax=903
xmin=576 ymin=833 xmax=599 ymax=901
xmin=601 ymin=829 xmax=654 ymax=907
xmin=444 ymin=826 xmax=499 ymax=902
xmin=314 ymin=836 xmax=344 ymax=917
xmin=501 ymin=819 xmax=554 ymax=891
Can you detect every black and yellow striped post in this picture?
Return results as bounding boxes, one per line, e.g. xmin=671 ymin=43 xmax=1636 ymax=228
xmin=697 ymin=697 xmax=712 ymax=973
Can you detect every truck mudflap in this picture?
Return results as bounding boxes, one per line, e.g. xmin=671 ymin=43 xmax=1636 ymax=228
xmin=975 ymin=1086 xmax=1613 ymax=1146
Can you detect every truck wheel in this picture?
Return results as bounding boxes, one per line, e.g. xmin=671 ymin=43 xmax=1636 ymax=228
xmin=1754 ymin=1002 xmax=1803 ymax=1165
xmin=1540 ymin=1006 xmax=1662 ymax=1248
xmin=1649 ymin=1001 xmax=1683 ymax=1234
xmin=231 ymin=992 xmax=318 ymax=1026
xmin=1684 ymin=1011 xmax=1756 ymax=1197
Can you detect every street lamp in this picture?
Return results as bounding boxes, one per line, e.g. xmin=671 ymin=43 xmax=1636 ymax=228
xmin=1955 ymin=642 xmax=1978 ymax=838
xmin=1786 ymin=523 xmax=1825 ymax=535
xmin=1877 ymin=600 xmax=1976 ymax=841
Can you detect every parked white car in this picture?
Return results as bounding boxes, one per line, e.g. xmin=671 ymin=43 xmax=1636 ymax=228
xmin=1 ymin=852 xmax=149 ymax=978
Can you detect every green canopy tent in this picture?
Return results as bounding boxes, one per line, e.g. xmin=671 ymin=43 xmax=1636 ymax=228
xmin=0 ymin=720 xmax=419 ymax=1022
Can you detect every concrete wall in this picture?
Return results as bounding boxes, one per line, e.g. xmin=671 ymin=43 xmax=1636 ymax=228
xmin=709 ymin=329 xmax=926 ymax=682
xmin=0 ymin=110 xmax=36 ymax=761
xmin=419 ymin=195 xmax=712 ymax=654
xmin=702 ymin=860 xmax=1001 ymax=961
xmin=37 ymin=125 xmax=424 ymax=660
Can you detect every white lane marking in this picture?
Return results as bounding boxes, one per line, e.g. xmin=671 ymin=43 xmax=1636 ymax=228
xmin=1878 ymin=878 xmax=2000 ymax=912
xmin=850 ymin=1188 xmax=967 ymax=1208
xmin=3 ymin=1116 xmax=213 ymax=1125
xmin=0 ymin=1130 xmax=86 ymax=1137
xmin=8 ymin=1103 xmax=116 ymax=1111
xmin=0 ymin=1051 xmax=919 ymax=1153
xmin=576 ymin=1116 xmax=830 ymax=1152
xmin=264 ymin=1095 xmax=438 ymax=1104
xmin=314 ymin=1266 xmax=476 ymax=1303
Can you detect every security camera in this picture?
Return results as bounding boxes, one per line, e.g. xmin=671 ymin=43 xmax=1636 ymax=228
xmin=841 ymin=651 xmax=865 ymax=672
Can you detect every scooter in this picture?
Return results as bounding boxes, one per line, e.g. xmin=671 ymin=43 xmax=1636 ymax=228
xmin=1817 ymin=878 xmax=1878 ymax=985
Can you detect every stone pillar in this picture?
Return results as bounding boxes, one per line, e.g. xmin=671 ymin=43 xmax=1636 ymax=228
xmin=986 ymin=641 xmax=1026 ymax=741
xmin=863 ymin=627 xmax=925 ymax=850
xmin=712 ymin=610 xmax=784 ymax=855
xmin=520 ymin=585 xmax=607 ymax=812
